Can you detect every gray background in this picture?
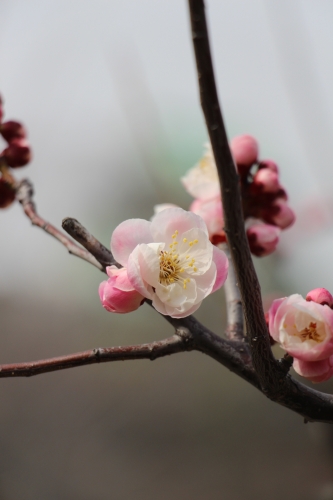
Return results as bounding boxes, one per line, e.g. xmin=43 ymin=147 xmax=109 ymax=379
xmin=1 ymin=1 xmax=333 ymax=498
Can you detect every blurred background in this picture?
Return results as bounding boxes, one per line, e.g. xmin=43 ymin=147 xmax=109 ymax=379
xmin=1 ymin=0 xmax=333 ymax=498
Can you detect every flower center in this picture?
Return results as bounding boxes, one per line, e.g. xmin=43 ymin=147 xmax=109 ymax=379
xmin=298 ymin=321 xmax=324 ymax=343
xmin=158 ymin=230 xmax=199 ymax=289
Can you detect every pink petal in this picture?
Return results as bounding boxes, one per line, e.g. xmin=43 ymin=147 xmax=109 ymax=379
xmin=111 ymin=219 xmax=152 ymax=266
xmin=211 ymin=245 xmax=229 ymax=293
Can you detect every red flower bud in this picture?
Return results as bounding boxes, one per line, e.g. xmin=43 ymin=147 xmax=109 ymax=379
xmin=258 ymin=160 xmax=279 ymax=174
xmin=2 ymin=138 xmax=31 ymax=168
xmin=1 ymin=120 xmax=26 ymax=143
xmin=0 ymin=178 xmax=16 ymax=208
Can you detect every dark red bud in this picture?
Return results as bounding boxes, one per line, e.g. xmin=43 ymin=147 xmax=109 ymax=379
xmin=2 ymin=138 xmax=31 ymax=168
xmin=0 ymin=178 xmax=16 ymax=208
xmin=1 ymin=120 xmax=26 ymax=143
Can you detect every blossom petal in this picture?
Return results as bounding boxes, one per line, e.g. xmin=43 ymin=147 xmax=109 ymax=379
xmin=211 ymin=245 xmax=229 ymax=293
xmin=111 ymin=219 xmax=152 ymax=266
xmin=150 ymin=207 xmax=208 ymax=243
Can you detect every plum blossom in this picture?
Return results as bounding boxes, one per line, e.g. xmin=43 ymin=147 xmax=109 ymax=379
xmin=181 ymin=143 xmax=220 ymax=200
xmin=110 ymin=207 xmax=229 ymax=318
xmin=180 ymin=136 xmax=295 ymax=256
xmin=99 ymin=266 xmax=144 ymax=313
xmin=268 ymin=294 xmax=333 ymax=362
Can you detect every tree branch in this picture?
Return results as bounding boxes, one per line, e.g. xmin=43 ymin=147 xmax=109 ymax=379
xmin=62 ymin=217 xmax=119 ymax=271
xmin=188 ymin=0 xmax=333 ymax=422
xmin=0 ymin=332 xmax=190 ymax=377
xmin=16 ymin=179 xmax=103 ymax=271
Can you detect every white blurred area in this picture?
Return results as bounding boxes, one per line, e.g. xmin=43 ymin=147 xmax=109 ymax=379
xmin=1 ymin=0 xmax=333 ymax=298
xmin=1 ymin=2 xmax=333 ymax=499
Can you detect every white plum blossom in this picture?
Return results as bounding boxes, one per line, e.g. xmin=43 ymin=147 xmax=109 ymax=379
xmin=111 ymin=208 xmax=229 ymax=318
xmin=181 ymin=143 xmax=220 ymax=200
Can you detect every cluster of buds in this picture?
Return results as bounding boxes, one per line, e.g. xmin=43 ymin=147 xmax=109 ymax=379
xmin=269 ymin=288 xmax=333 ymax=383
xmin=0 ymin=95 xmax=32 ymax=208
xmin=181 ymin=135 xmax=295 ymax=257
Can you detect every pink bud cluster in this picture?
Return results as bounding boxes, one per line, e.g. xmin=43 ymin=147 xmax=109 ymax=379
xmin=0 ymin=94 xmax=32 ymax=209
xmin=181 ymin=136 xmax=295 ymax=257
xmin=269 ymin=288 xmax=333 ymax=383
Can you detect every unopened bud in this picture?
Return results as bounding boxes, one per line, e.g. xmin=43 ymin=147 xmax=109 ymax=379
xmin=0 ymin=178 xmax=16 ymax=208
xmin=258 ymin=160 xmax=279 ymax=174
xmin=247 ymin=222 xmax=280 ymax=257
xmin=306 ymin=288 xmax=333 ymax=308
xmin=252 ymin=168 xmax=281 ymax=193
xmin=230 ymin=134 xmax=259 ymax=168
xmin=1 ymin=120 xmax=26 ymax=143
xmin=2 ymin=138 xmax=31 ymax=168
xmin=262 ymin=200 xmax=295 ymax=229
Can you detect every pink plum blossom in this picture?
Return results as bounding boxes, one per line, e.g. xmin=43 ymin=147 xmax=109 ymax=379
xmin=230 ymin=134 xmax=258 ymax=167
xmin=99 ymin=266 xmax=144 ymax=314
xmin=306 ymin=288 xmax=333 ymax=308
xmin=181 ymin=143 xmax=220 ymax=200
xmin=189 ymin=196 xmax=225 ymax=243
xmin=246 ymin=220 xmax=280 ymax=257
xmin=293 ymin=356 xmax=333 ymax=383
xmin=268 ymin=294 xmax=333 ymax=361
xmin=111 ymin=207 xmax=229 ymax=318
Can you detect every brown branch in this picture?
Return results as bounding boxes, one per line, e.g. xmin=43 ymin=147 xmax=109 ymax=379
xmin=62 ymin=217 xmax=119 ymax=271
xmin=188 ymin=0 xmax=333 ymax=422
xmin=0 ymin=332 xmax=190 ymax=377
xmin=16 ymin=179 xmax=103 ymax=271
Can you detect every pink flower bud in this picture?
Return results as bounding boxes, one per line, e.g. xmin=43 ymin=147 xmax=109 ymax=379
xmin=99 ymin=266 xmax=144 ymax=314
xmin=0 ymin=178 xmax=16 ymax=208
xmin=252 ymin=168 xmax=281 ymax=193
xmin=2 ymin=138 xmax=31 ymax=168
xmin=306 ymin=288 xmax=333 ymax=308
xmin=230 ymin=134 xmax=259 ymax=168
xmin=293 ymin=356 xmax=333 ymax=383
xmin=246 ymin=222 xmax=280 ymax=257
xmin=1 ymin=120 xmax=26 ymax=143
xmin=268 ymin=294 xmax=333 ymax=361
xmin=258 ymin=160 xmax=279 ymax=174
xmin=262 ymin=199 xmax=295 ymax=229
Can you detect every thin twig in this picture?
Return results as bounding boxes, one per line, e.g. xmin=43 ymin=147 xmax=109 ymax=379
xmin=0 ymin=333 xmax=190 ymax=377
xmin=16 ymin=179 xmax=103 ymax=271
xmin=62 ymin=217 xmax=119 ymax=270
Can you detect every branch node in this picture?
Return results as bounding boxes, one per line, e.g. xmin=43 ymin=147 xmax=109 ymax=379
xmin=93 ymin=348 xmax=103 ymax=362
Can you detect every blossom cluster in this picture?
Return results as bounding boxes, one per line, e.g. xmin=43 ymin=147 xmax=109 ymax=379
xmin=0 ymin=95 xmax=32 ymax=208
xmin=269 ymin=288 xmax=333 ymax=383
xmin=181 ymin=136 xmax=295 ymax=256
xmin=99 ymin=207 xmax=229 ymax=318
